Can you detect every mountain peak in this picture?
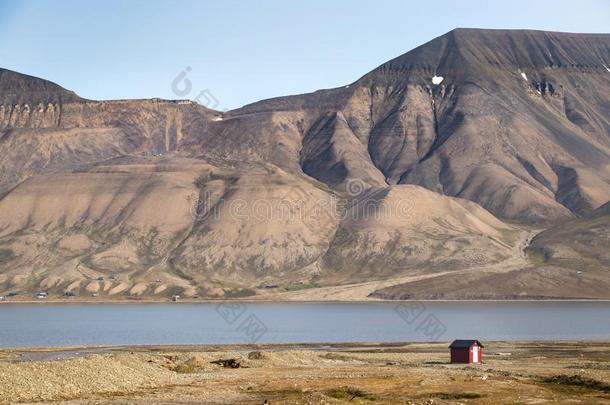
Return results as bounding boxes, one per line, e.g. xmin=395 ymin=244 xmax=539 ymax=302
xmin=373 ymin=28 xmax=610 ymax=76
xmin=0 ymin=67 xmax=81 ymax=105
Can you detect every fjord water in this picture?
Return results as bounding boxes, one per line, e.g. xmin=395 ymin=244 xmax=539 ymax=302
xmin=0 ymin=301 xmax=609 ymax=348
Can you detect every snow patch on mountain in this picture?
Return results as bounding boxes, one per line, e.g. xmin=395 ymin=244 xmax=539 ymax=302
xmin=432 ymin=75 xmax=444 ymax=85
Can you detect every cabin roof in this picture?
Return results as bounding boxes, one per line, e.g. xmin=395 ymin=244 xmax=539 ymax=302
xmin=449 ymin=339 xmax=484 ymax=348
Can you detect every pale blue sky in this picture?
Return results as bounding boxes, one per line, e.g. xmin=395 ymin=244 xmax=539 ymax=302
xmin=0 ymin=0 xmax=608 ymax=109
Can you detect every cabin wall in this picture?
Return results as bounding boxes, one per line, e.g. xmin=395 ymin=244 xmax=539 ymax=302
xmin=450 ymin=348 xmax=470 ymax=363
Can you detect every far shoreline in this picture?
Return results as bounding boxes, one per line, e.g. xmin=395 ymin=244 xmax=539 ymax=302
xmin=3 ymin=339 xmax=610 ymax=354
xmin=2 ymin=297 xmax=610 ymax=305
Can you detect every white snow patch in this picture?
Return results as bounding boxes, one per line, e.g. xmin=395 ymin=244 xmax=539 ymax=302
xmin=431 ymin=75 xmax=444 ymax=85
xmin=212 ymin=116 xmax=223 ymax=121
xmin=345 ymin=85 xmax=350 ymax=88
xmin=520 ymin=72 xmax=528 ymax=81
xmin=605 ymin=65 xmax=610 ymax=73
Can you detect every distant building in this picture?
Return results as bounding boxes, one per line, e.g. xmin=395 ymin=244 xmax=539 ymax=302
xmin=449 ymin=340 xmax=484 ymax=364
xmin=257 ymin=283 xmax=279 ymax=289
xmin=171 ymin=295 xmax=180 ymax=302
xmin=35 ymin=292 xmax=48 ymax=299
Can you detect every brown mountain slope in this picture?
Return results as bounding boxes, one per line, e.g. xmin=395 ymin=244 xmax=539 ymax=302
xmin=0 ymin=155 xmax=520 ymax=297
xmin=319 ymin=185 xmax=518 ymax=283
xmin=370 ymin=200 xmax=610 ymax=300
xmin=0 ymin=68 xmax=81 ymax=105
xmin=526 ymin=201 xmax=610 ymax=270
xmin=1 ymin=28 xmax=610 ymax=299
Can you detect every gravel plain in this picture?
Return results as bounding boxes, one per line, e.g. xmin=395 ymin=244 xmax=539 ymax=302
xmin=1 ymin=341 xmax=610 ymax=404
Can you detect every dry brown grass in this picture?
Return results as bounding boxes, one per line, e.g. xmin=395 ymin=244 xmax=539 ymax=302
xmin=1 ymin=341 xmax=610 ymax=404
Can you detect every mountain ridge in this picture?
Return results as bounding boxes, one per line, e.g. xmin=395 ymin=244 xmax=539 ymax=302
xmin=212 ymin=29 xmax=610 ymax=224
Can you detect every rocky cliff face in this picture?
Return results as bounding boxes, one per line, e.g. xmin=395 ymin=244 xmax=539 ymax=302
xmin=1 ymin=28 xmax=609 ymax=299
xmin=0 ymin=86 xmax=218 ymax=196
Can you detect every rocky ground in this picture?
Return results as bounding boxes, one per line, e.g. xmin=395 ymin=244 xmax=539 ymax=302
xmin=1 ymin=341 xmax=609 ymax=404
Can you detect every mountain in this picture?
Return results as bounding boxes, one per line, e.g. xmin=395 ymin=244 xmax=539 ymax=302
xmin=0 ymin=68 xmax=81 ymax=105
xmin=1 ymin=28 xmax=609 ymax=299
xmin=203 ymin=29 xmax=610 ymax=223
xmin=370 ymin=200 xmax=610 ymax=300
xmin=527 ymin=201 xmax=610 ymax=270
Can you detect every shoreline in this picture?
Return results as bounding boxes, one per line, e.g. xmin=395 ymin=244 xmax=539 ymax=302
xmin=2 ymin=297 xmax=610 ymax=304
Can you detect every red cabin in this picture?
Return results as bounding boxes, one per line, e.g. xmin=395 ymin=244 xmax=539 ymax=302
xmin=449 ymin=340 xmax=484 ymax=364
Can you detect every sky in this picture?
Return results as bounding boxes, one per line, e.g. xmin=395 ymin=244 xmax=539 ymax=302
xmin=0 ymin=0 xmax=608 ymax=110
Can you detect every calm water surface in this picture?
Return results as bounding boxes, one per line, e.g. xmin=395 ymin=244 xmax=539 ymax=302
xmin=0 ymin=301 xmax=609 ymax=348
